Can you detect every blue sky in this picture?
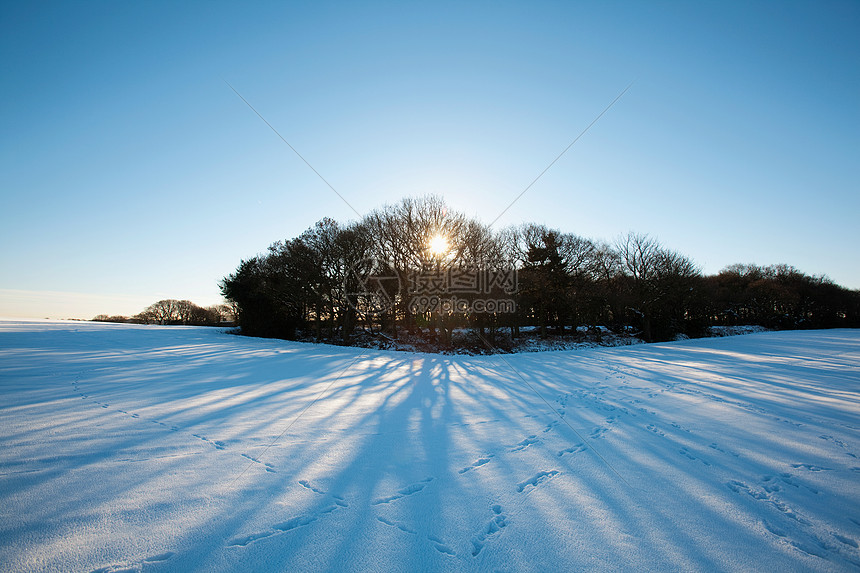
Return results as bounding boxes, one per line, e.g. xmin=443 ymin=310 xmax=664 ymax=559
xmin=1 ymin=1 xmax=858 ymax=319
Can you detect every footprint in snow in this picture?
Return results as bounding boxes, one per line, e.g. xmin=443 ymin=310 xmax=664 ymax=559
xmin=646 ymin=424 xmax=665 ymax=437
xmin=192 ymin=433 xmax=228 ymax=451
xmin=670 ymin=422 xmax=691 ymax=433
xmin=299 ymin=479 xmax=326 ymax=494
xmin=375 ymin=517 xmax=456 ymax=556
xmin=768 ymin=473 xmax=819 ymax=494
xmin=377 ymin=516 xmax=417 ymax=534
xmin=791 ymin=463 xmax=832 ymax=472
xmin=542 ymin=420 xmax=560 ymax=433
xmin=678 ymin=447 xmax=711 ymax=466
xmin=459 ymin=455 xmax=493 ymax=474
xmin=819 ymin=435 xmax=856 ymax=457
xmin=589 ymin=427 xmax=609 ymax=439
xmin=240 ymin=453 xmax=276 ymax=473
xmin=89 ymin=551 xmax=175 ymax=573
xmin=517 ymin=470 xmax=560 ymax=493
xmin=372 ymin=477 xmax=435 ymax=505
xmin=428 ymin=534 xmax=456 ymax=556
xmin=834 ymin=534 xmax=859 ymax=548
xmin=510 ymin=435 xmax=540 ymax=452
xmin=727 ymin=479 xmax=809 ymax=523
xmin=763 ymin=520 xmax=787 ymax=538
xmin=708 ymin=442 xmax=740 ymax=457
xmin=558 ymin=443 xmax=587 ymax=457
xmin=471 ymin=504 xmax=507 ymax=557
xmin=144 ymin=552 xmax=175 ymax=562
xmin=227 ymin=499 xmax=348 ymax=548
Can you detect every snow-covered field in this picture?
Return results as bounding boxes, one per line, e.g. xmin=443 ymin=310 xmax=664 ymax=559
xmin=1 ymin=320 xmax=858 ymax=572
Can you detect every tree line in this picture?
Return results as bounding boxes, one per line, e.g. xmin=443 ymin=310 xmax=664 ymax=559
xmin=220 ymin=196 xmax=860 ymax=348
xmin=93 ymin=300 xmax=235 ymax=326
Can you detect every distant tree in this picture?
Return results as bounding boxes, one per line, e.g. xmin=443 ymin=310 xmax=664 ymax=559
xmin=138 ymin=299 xmax=181 ymax=325
xmin=614 ymin=232 xmax=700 ymax=341
xmin=219 ymin=194 xmax=856 ymax=349
xmin=365 ymin=195 xmax=468 ymax=341
xmin=590 ymin=241 xmax=623 ymax=331
xmin=514 ymin=225 xmax=569 ymax=338
xmin=92 ymin=314 xmax=129 ymax=323
xmin=704 ymin=263 xmax=860 ymax=330
xmin=458 ymin=219 xmax=509 ymax=343
xmin=174 ymin=300 xmax=196 ymax=325
xmin=221 ymin=256 xmax=305 ymax=338
xmin=206 ymin=304 xmax=235 ymax=324
xmin=558 ymin=233 xmax=600 ymax=329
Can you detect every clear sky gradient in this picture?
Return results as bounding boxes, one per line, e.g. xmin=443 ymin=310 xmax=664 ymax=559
xmin=2 ymin=1 xmax=858 ymax=319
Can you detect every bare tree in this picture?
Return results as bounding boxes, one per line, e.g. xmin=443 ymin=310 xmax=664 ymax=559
xmin=614 ymin=232 xmax=700 ymax=340
xmin=139 ymin=299 xmax=181 ymax=325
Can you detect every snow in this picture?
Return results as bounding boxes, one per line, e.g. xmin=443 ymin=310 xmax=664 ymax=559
xmin=1 ymin=319 xmax=858 ymax=572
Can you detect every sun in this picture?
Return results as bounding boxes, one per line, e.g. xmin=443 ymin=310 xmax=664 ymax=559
xmin=428 ymin=234 xmax=449 ymax=257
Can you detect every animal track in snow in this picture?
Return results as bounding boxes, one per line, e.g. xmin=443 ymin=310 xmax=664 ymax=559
xmin=299 ymin=479 xmax=326 ymax=494
xmin=670 ymin=422 xmax=691 ymax=433
xmin=372 ymin=477 xmax=435 ymax=505
xmin=763 ymin=520 xmax=788 ymax=538
xmin=791 ymin=463 xmax=831 ymax=472
xmin=377 ymin=516 xmax=417 ymax=534
xmin=459 ymin=455 xmax=493 ymax=474
xmin=774 ymin=472 xmax=819 ymax=494
xmin=819 ymin=434 xmax=856 ymax=457
xmin=144 ymin=552 xmax=175 ymax=562
xmin=274 ymin=513 xmax=327 ymax=532
xmin=89 ymin=551 xmax=175 ymax=572
xmin=788 ymin=539 xmax=830 ymax=559
xmin=240 ymin=453 xmax=276 ymax=473
xmin=558 ymin=443 xmax=587 ymax=457
xmin=646 ymin=424 xmax=665 ymax=437
xmin=375 ymin=517 xmax=456 ymax=555
xmin=79 ymin=384 xmax=186 ymax=437
xmin=726 ymin=479 xmax=808 ymax=523
xmin=453 ymin=419 xmax=500 ymax=427
xmin=517 ymin=470 xmax=560 ymax=493
xmin=226 ymin=530 xmax=277 ymax=547
xmin=761 ymin=521 xmax=843 ymax=561
xmin=193 ymin=434 xmax=227 ymax=450
xmin=428 ymin=534 xmax=456 ymax=556
xmin=589 ymin=426 xmax=609 ymax=439
xmin=819 ymin=434 xmax=848 ymax=447
xmin=678 ymin=447 xmax=711 ymax=466
xmin=471 ymin=504 xmax=507 ymax=557
xmin=554 ymin=394 xmax=570 ymax=417
xmin=227 ymin=500 xmax=348 ymax=547
xmin=834 ymin=534 xmax=858 ymax=548
xmin=708 ymin=443 xmax=740 ymax=457
xmin=542 ymin=420 xmax=560 ymax=433
xmin=510 ymin=435 xmax=540 ymax=452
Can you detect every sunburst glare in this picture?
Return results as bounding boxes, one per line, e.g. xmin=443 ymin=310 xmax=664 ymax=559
xmin=428 ymin=234 xmax=449 ymax=256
